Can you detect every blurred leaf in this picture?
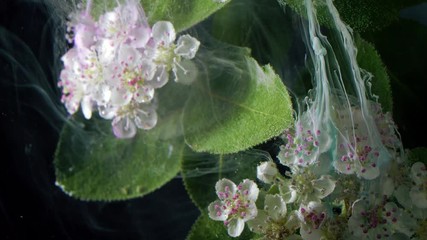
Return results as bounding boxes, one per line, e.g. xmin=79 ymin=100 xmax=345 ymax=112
xmin=186 ymin=213 xmax=255 ymax=240
xmin=183 ymin=47 xmax=293 ymax=154
xmin=355 ymin=36 xmax=393 ymax=112
xmin=54 ymin=82 xmax=189 ymax=201
xmin=87 ymin=0 xmax=230 ymax=32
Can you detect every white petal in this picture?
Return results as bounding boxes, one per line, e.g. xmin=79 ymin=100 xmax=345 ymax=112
xmin=134 ymin=107 xmax=157 ymax=130
xmin=134 ymin=87 xmax=155 ymax=103
xmin=215 ymin=179 xmax=237 ymax=200
xmin=173 ymin=60 xmax=198 ymax=85
xmin=175 ymin=34 xmax=200 ymax=59
xmin=312 ymin=175 xmax=336 ymax=199
xmin=395 ymin=185 xmax=412 ymax=209
xmin=239 ymin=179 xmax=259 ymax=202
xmin=97 ymin=39 xmax=117 ymax=64
xmin=246 ymin=210 xmax=268 ymax=234
xmin=411 ymin=162 xmax=427 ymax=185
xmin=112 ymin=116 xmax=137 ymax=139
xmin=264 ymin=194 xmax=287 ymax=222
xmin=152 ymin=21 xmax=176 ymax=45
xmin=359 ymin=163 xmax=380 ymax=180
xmin=410 ymin=187 xmax=427 ymax=208
xmin=147 ymin=65 xmax=169 ymax=88
xmin=110 ymin=88 xmax=132 ymax=106
xmin=118 ymin=45 xmax=141 ymax=67
xmin=81 ymin=96 xmax=92 ymax=119
xmin=257 ymin=161 xmax=278 ymax=184
xmin=74 ymin=21 xmax=96 ymax=49
xmin=382 ymin=177 xmax=395 ymax=197
xmin=98 ymin=104 xmax=117 ymax=119
xmin=208 ymin=200 xmax=228 ymax=221
xmin=227 ymin=218 xmax=245 ymax=237
xmin=300 ymin=225 xmax=322 ymax=240
xmin=129 ymin=26 xmax=151 ymax=48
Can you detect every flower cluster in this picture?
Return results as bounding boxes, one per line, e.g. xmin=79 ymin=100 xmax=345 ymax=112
xmin=208 ymin=102 xmax=427 ymax=239
xmin=59 ymin=0 xmax=200 ymax=138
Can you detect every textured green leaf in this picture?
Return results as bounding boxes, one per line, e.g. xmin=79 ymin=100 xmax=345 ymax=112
xmin=279 ymin=0 xmax=425 ymax=32
xmin=355 ymin=36 xmax=393 ymax=112
xmin=54 ymin=82 xmax=188 ymax=201
xmin=87 ymin=0 xmax=229 ymax=32
xmin=186 ymin=214 xmax=255 ymax=240
xmin=183 ymin=47 xmax=293 ymax=154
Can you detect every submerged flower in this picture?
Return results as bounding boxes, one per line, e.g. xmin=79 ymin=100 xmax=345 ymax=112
xmin=348 ymin=199 xmax=416 ymax=239
xmin=208 ymin=178 xmax=259 ymax=237
xmin=247 ymin=194 xmax=301 ymax=240
xmin=410 ymin=162 xmax=427 ymax=209
xmin=297 ymin=202 xmax=327 ymax=240
xmin=59 ymin=0 xmax=201 ymax=138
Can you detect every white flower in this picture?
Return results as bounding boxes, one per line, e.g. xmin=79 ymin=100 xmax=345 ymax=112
xmin=257 ymin=161 xmax=278 ymax=184
xmin=410 ymin=162 xmax=427 ymax=208
xmin=247 ymin=194 xmax=301 ymax=239
xmin=280 ymin=167 xmax=336 ymax=204
xmin=208 ymin=178 xmax=259 ymax=237
xmin=297 ymin=202 xmax=327 ymax=240
xmin=348 ymin=199 xmax=416 ymax=239
xmin=111 ymin=102 xmax=157 ymax=139
xmin=150 ymin=21 xmax=200 ymax=84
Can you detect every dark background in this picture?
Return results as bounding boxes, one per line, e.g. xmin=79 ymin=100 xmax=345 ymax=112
xmin=1 ymin=0 xmax=427 ymax=240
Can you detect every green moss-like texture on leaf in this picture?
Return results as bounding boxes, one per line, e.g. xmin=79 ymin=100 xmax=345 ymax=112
xmin=279 ymin=0 xmax=425 ymax=32
xmin=355 ymin=36 xmax=393 ymax=112
xmin=87 ymin=0 xmax=229 ymax=32
xmin=54 ymin=82 xmax=189 ymax=201
xmin=183 ymin=47 xmax=293 ymax=154
xmin=407 ymin=147 xmax=427 ymax=165
xmin=186 ymin=214 xmax=254 ymax=240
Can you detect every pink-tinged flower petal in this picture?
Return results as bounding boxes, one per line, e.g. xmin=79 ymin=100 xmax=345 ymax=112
xmin=61 ymin=48 xmax=78 ymax=67
xmin=208 ymin=200 xmax=228 ymax=221
xmin=152 ymin=21 xmax=176 ymax=46
xmin=129 ymin=26 xmax=151 ymax=48
xmin=97 ymin=39 xmax=117 ymax=64
xmin=112 ymin=116 xmax=136 ymax=139
xmin=215 ymin=178 xmax=237 ymax=200
xmin=134 ymin=107 xmax=157 ymax=130
xmin=227 ymin=218 xmax=245 ymax=237
xmin=98 ymin=11 xmax=119 ymax=38
xmin=175 ymin=35 xmax=200 ymax=59
xmin=74 ymin=19 xmax=96 ymax=49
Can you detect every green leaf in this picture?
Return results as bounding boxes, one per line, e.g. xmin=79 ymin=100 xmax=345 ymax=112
xmin=407 ymin=147 xmax=427 ymax=165
xmin=183 ymin=47 xmax=293 ymax=154
xmin=355 ymin=36 xmax=393 ymax=112
xmin=86 ymin=0 xmax=230 ymax=32
xmin=279 ymin=0 xmax=418 ymax=32
xmin=54 ymin=82 xmax=188 ymax=201
xmin=186 ymin=214 xmax=255 ymax=240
